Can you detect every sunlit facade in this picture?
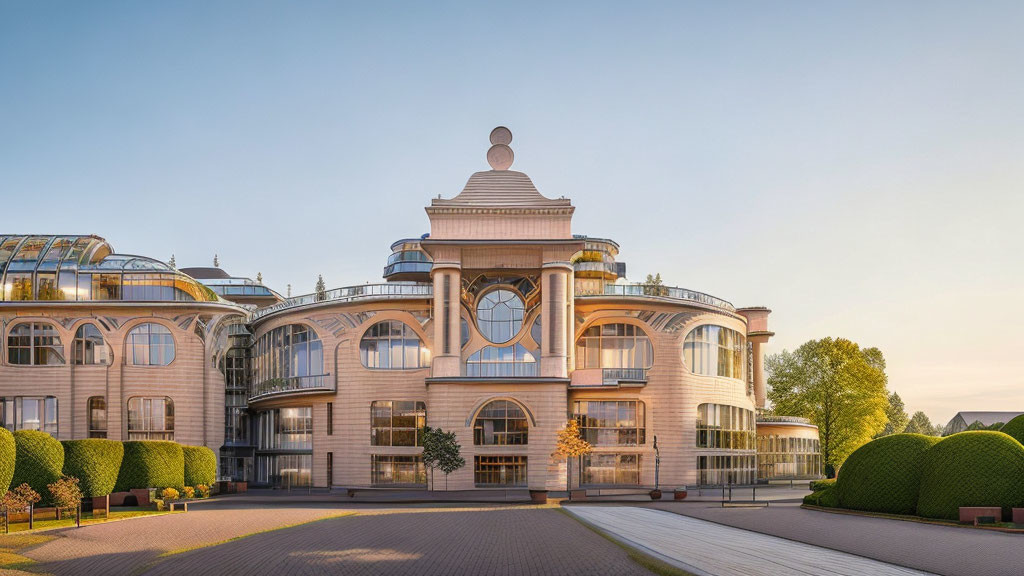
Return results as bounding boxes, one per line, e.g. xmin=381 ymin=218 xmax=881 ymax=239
xmin=0 ymin=128 xmax=818 ymax=488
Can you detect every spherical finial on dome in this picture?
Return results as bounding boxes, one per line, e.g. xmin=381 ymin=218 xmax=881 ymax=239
xmin=489 ymin=126 xmax=512 ymax=146
xmin=487 ymin=126 xmax=514 ymax=170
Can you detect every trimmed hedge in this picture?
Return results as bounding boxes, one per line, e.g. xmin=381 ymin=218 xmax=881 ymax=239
xmin=182 ymin=445 xmax=217 ymax=486
xmin=917 ymin=431 xmax=1024 ymax=520
xmin=809 ymin=478 xmax=835 ymax=492
xmin=0 ymin=428 xmax=15 ymax=493
xmin=834 ymin=433 xmax=941 ymax=514
xmin=115 ymin=441 xmax=185 ymax=492
xmin=804 ymin=486 xmax=839 ymax=508
xmin=11 ymin=430 xmax=64 ymax=505
xmin=1000 ymin=415 xmax=1024 ymax=446
xmin=62 ymin=439 xmax=124 ymax=497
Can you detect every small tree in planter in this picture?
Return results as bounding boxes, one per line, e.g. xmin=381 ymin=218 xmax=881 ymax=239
xmin=435 ymin=429 xmax=466 ymax=491
xmin=2 ymin=483 xmax=41 ymax=530
xmin=553 ymin=419 xmax=592 ymax=501
xmin=47 ymin=476 xmax=82 ymax=521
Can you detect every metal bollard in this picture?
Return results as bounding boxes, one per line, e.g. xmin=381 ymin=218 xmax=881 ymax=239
xmin=29 ymin=503 xmax=33 ymax=530
xmin=76 ymin=502 xmax=82 ymax=528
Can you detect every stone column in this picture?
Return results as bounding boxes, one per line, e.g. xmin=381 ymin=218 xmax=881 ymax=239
xmin=430 ymin=265 xmax=462 ymax=378
xmin=540 ymin=263 xmax=571 ymax=378
xmin=749 ymin=335 xmax=770 ymax=409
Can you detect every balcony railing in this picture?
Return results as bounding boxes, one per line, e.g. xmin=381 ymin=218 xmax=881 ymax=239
xmin=250 ymin=282 xmax=433 ymax=322
xmin=576 ymin=283 xmax=735 ymax=312
xmin=249 ymin=374 xmax=334 ymax=402
xmin=572 ymin=261 xmax=618 ymax=277
xmin=757 ymin=415 xmax=813 ymax=425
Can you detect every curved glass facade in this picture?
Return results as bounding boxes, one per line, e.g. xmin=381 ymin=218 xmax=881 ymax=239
xmin=757 ymin=432 xmax=822 ymax=480
xmin=253 ymin=324 xmax=325 ymax=389
xmin=575 ymin=323 xmax=653 ymax=370
xmin=255 ymin=406 xmax=313 ymax=488
xmin=0 ymin=235 xmax=219 ymax=303
xmin=683 ymin=325 xmax=745 ymax=379
xmin=464 ymin=344 xmax=538 ymax=377
xmin=126 ymin=323 xmax=175 ymax=366
xmin=359 ymin=321 xmax=429 ymax=370
xmin=476 ymin=289 xmax=525 ymax=344
xmin=696 ymin=403 xmax=756 ymax=450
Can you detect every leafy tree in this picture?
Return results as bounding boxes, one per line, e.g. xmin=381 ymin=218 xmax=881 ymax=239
xmin=315 ymin=275 xmax=327 ymax=301
xmin=766 ymin=337 xmax=888 ymax=471
xmin=420 ymin=426 xmax=439 ymax=489
xmin=552 ymin=419 xmax=592 ymax=498
xmin=876 ymin=392 xmax=909 ymax=437
xmin=436 ymin=430 xmax=466 ymax=491
xmin=642 ymin=273 xmax=668 ymax=297
xmin=47 ymin=476 xmax=82 ymax=519
xmin=904 ymin=411 xmax=942 ymax=436
xmin=1 ymin=483 xmax=40 ymax=513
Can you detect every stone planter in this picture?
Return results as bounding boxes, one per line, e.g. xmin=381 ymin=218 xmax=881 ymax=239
xmin=129 ymin=489 xmax=151 ymax=507
xmin=649 ymin=489 xmax=663 ymax=500
xmin=673 ymin=489 xmax=688 ymax=501
xmin=91 ymin=495 xmax=110 ymax=516
xmin=569 ymin=489 xmax=587 ymax=501
xmin=529 ymin=490 xmax=548 ymax=504
xmin=1013 ymin=508 xmax=1024 ymax=524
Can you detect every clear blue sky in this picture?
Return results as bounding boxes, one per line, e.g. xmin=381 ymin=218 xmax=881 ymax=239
xmin=3 ymin=1 xmax=1022 ymax=424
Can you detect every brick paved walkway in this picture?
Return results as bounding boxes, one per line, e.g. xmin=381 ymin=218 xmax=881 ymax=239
xmin=140 ymin=506 xmax=652 ymax=576
xmin=18 ymin=502 xmax=654 ymax=576
xmin=644 ymin=501 xmax=1024 ymax=576
xmin=22 ymin=503 xmax=349 ymax=576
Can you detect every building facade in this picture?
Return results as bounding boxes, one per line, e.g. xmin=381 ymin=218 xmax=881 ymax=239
xmin=1 ymin=127 xmax=819 ymax=490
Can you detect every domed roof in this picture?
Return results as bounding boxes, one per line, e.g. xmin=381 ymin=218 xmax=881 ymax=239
xmin=431 ymin=170 xmax=572 ymax=208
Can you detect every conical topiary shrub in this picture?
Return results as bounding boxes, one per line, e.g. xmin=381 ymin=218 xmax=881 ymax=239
xmin=917 ymin=431 xmax=1024 ymax=520
xmin=999 ymin=415 xmax=1024 ymax=447
xmin=62 ymin=439 xmax=124 ymax=497
xmin=11 ymin=430 xmax=65 ymax=506
xmin=835 ymin=433 xmax=941 ymax=514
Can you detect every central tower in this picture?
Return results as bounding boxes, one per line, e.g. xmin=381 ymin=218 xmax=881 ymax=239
xmin=423 ymin=127 xmax=583 ymax=380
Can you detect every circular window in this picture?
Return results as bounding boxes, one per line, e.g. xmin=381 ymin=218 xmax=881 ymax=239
xmin=476 ymin=289 xmax=525 ymax=344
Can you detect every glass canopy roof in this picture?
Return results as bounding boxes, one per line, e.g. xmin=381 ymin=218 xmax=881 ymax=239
xmin=0 ymin=235 xmax=220 ymax=303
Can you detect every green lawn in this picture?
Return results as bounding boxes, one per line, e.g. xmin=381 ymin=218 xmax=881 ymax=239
xmin=3 ymin=508 xmax=179 ymax=534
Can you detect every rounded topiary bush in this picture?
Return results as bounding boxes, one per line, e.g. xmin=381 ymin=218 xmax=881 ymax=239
xmin=0 ymin=428 xmax=15 ymax=493
xmin=917 ymin=431 xmax=1024 ymax=520
xmin=62 ymin=439 xmax=124 ymax=497
xmin=182 ymin=445 xmax=217 ymax=487
xmin=11 ymin=430 xmax=65 ymax=505
xmin=115 ymin=441 xmax=184 ymax=492
xmin=835 ymin=433 xmax=941 ymax=514
xmin=1000 ymin=415 xmax=1024 ymax=446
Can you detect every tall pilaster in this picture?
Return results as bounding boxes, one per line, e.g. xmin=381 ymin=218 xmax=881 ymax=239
xmin=540 ymin=263 xmax=572 ymax=378
xmin=431 ymin=264 xmax=462 ymax=377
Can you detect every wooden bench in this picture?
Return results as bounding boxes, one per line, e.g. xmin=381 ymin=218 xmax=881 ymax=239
xmin=169 ymin=502 xmax=188 ymax=512
xmin=959 ymin=506 xmax=1002 ymax=524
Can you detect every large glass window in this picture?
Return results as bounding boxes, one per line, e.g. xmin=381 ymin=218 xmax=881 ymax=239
xmin=582 ymin=453 xmax=640 ymax=486
xmin=464 ymin=344 xmax=538 ymax=377
xmin=126 ymin=323 xmax=175 ymax=366
xmin=683 ymin=325 xmax=745 ymax=379
xmin=474 ymin=455 xmax=527 ymax=486
xmin=757 ymin=434 xmax=822 ymax=480
xmin=371 ymin=401 xmax=426 ymax=446
xmin=697 ymin=454 xmax=756 ymax=486
xmin=575 ymin=323 xmax=653 ymax=370
xmin=73 ymin=324 xmax=107 ymax=365
xmin=359 ymin=321 xmax=429 ymax=370
xmin=88 ymin=396 xmax=106 ymax=438
xmin=696 ymin=404 xmax=756 ymax=450
xmin=0 ymin=396 xmax=58 ymax=435
xmin=256 ymin=454 xmax=311 ymax=488
xmin=253 ymin=324 xmax=325 ymax=387
xmin=7 ymin=323 xmax=65 ymax=365
xmin=127 ymin=397 xmax=174 ymax=440
xmin=476 ymin=289 xmax=524 ymax=344
xmin=473 ymin=400 xmax=528 ymax=445
xmin=256 ymin=407 xmax=312 ymax=450
xmin=371 ymin=455 xmax=427 ymax=486
xmin=573 ymin=400 xmax=646 ymax=446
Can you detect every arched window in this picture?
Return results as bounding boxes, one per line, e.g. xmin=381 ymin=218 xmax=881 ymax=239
xmin=684 ymin=325 xmax=745 ymax=379
xmin=88 ymin=396 xmax=106 ymax=438
xmin=127 ymin=396 xmax=174 ymax=440
xmin=73 ymin=324 xmax=107 ymax=365
xmin=253 ymin=324 xmax=325 ymax=386
xmin=476 ymin=289 xmax=524 ymax=344
xmin=473 ymin=399 xmax=528 ymax=445
xmin=360 ymin=321 xmax=429 ymax=370
xmin=126 ymin=323 xmax=175 ymax=366
xmin=575 ymin=323 xmax=653 ymax=370
xmin=7 ymin=322 xmax=64 ymax=365
xmin=465 ymin=344 xmax=538 ymax=377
